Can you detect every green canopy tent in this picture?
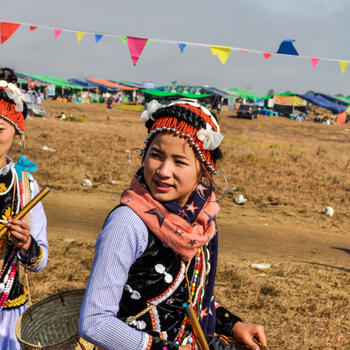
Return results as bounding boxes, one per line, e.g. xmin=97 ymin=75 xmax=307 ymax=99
xmin=332 ymin=95 xmax=350 ymax=105
xmin=19 ymin=73 xmax=83 ymax=90
xmin=229 ymin=88 xmax=271 ymax=101
xmin=274 ymin=92 xmax=298 ymax=97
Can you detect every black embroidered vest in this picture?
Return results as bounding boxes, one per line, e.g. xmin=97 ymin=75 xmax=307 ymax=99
xmin=117 ymin=229 xmax=204 ymax=342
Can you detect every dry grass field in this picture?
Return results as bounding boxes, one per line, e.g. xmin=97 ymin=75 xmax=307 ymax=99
xmin=14 ymin=100 xmax=349 ymax=350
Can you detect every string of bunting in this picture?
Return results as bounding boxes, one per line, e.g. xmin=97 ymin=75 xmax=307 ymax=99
xmin=0 ymin=20 xmax=349 ymax=74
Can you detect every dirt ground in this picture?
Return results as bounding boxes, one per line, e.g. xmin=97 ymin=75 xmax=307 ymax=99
xmin=18 ymin=101 xmax=349 ymax=350
xmin=44 ymin=190 xmax=349 ymax=267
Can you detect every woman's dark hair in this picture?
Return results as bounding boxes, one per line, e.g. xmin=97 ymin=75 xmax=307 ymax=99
xmin=0 ymin=67 xmax=18 ymax=84
xmin=0 ymin=67 xmax=27 ymax=119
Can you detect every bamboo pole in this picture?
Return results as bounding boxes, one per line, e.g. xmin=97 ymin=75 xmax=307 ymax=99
xmin=0 ymin=186 xmax=51 ymax=239
xmin=184 ymin=302 xmax=209 ymax=350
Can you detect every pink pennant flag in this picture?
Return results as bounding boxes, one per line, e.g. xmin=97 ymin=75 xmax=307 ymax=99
xmin=127 ymin=36 xmax=148 ymax=66
xmin=240 ymin=49 xmax=248 ymax=53
xmin=263 ymin=52 xmax=271 ymax=59
xmin=54 ymin=29 xmax=62 ymax=40
xmin=310 ymin=58 xmax=320 ymax=70
xmin=29 ymin=26 xmax=37 ymax=31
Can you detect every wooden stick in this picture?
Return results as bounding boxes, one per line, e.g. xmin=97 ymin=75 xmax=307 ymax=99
xmin=184 ymin=302 xmax=209 ymax=350
xmin=0 ymin=186 xmax=51 ymax=239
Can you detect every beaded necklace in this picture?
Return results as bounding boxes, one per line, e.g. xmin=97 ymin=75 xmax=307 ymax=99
xmin=0 ymin=166 xmax=20 ymax=308
xmin=0 ymin=167 xmax=19 ymax=258
xmin=0 ymin=262 xmax=17 ymax=308
xmin=174 ymin=247 xmax=206 ymax=346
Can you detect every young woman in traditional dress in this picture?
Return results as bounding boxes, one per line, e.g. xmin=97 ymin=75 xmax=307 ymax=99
xmin=79 ymin=100 xmax=267 ymax=350
xmin=0 ymin=68 xmax=48 ymax=350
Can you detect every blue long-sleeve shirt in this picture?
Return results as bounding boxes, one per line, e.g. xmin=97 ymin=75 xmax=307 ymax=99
xmin=79 ymin=206 xmax=152 ymax=350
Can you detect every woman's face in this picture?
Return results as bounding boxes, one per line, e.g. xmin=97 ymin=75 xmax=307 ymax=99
xmin=0 ymin=119 xmax=16 ymax=167
xmin=144 ymin=133 xmax=202 ymax=207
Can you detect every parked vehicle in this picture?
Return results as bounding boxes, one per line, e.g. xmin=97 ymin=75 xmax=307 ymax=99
xmin=237 ymin=104 xmax=259 ymax=120
xmin=26 ymin=102 xmax=45 ymax=117
xmin=23 ymin=91 xmax=45 ymax=117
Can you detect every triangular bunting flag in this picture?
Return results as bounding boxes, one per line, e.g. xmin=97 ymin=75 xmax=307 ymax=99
xmin=310 ymin=58 xmax=319 ymax=70
xmin=240 ymin=49 xmax=248 ymax=53
xmin=146 ymin=40 xmax=151 ymax=46
xmin=127 ymin=36 xmax=148 ymax=66
xmin=339 ymin=61 xmax=348 ymax=75
xmin=276 ymin=39 xmax=299 ymax=56
xmin=0 ymin=22 xmax=21 ymax=44
xmin=210 ymin=46 xmax=231 ymax=64
xmin=178 ymin=43 xmax=186 ymax=54
xmin=29 ymin=26 xmax=37 ymax=31
xmin=76 ymin=31 xmax=85 ymax=43
xmin=95 ymin=34 xmax=103 ymax=43
xmin=54 ymin=29 xmax=62 ymax=40
xmin=120 ymin=36 xmax=127 ymax=44
xmin=263 ymin=52 xmax=271 ymax=59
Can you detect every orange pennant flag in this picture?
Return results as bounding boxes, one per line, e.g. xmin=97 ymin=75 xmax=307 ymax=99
xmin=76 ymin=32 xmax=85 ymax=43
xmin=339 ymin=61 xmax=348 ymax=75
xmin=263 ymin=52 xmax=271 ymax=59
xmin=310 ymin=58 xmax=319 ymax=70
xmin=210 ymin=46 xmax=231 ymax=64
xmin=0 ymin=22 xmax=21 ymax=44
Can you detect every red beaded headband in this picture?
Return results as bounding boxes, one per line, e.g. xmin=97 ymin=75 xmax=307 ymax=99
xmin=0 ymin=97 xmax=25 ymax=134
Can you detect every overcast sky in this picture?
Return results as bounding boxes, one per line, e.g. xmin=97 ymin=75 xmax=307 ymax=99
xmin=1 ymin=0 xmax=350 ymax=95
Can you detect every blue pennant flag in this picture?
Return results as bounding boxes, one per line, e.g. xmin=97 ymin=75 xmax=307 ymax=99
xmin=178 ymin=43 xmax=186 ymax=54
xmin=276 ymin=39 xmax=299 ymax=56
xmin=95 ymin=34 xmax=103 ymax=44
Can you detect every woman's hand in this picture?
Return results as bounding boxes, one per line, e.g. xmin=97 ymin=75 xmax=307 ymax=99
xmin=232 ymin=321 xmax=267 ymax=350
xmin=7 ymin=217 xmax=31 ymax=256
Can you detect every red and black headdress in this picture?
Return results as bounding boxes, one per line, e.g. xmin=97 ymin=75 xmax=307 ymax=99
xmin=0 ymin=80 xmax=25 ymax=135
xmin=140 ymin=100 xmax=224 ymax=175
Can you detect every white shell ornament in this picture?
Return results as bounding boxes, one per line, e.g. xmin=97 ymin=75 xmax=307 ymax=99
xmin=155 ymin=264 xmax=166 ymax=274
xmin=131 ymin=290 xmax=141 ymax=300
xmin=155 ymin=263 xmax=173 ymax=283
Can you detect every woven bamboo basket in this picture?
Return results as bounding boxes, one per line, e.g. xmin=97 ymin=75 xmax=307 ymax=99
xmin=16 ymin=289 xmax=86 ymax=350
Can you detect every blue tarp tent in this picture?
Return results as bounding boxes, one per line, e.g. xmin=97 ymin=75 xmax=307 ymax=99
xmin=67 ymin=78 xmax=113 ymax=90
xmin=201 ymin=87 xmax=231 ymax=98
xmin=317 ymin=93 xmax=350 ymax=106
xmin=299 ymin=94 xmax=346 ymax=114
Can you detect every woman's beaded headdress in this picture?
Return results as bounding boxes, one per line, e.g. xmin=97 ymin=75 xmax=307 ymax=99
xmin=140 ymin=100 xmax=224 ymax=175
xmin=0 ymin=80 xmax=25 ymax=135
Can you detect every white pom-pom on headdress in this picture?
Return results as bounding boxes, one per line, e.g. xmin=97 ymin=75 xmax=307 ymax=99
xmin=140 ymin=100 xmax=163 ymax=123
xmin=197 ymin=124 xmax=224 ymax=150
xmin=0 ymin=80 xmax=25 ymax=112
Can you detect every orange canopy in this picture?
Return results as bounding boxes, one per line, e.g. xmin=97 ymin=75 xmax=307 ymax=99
xmin=87 ymin=78 xmax=137 ymax=91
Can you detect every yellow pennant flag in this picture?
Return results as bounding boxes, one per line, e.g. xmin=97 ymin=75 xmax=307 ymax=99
xmin=76 ymin=31 xmax=86 ymax=43
xmin=210 ymin=46 xmax=231 ymax=64
xmin=339 ymin=60 xmax=348 ymax=75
